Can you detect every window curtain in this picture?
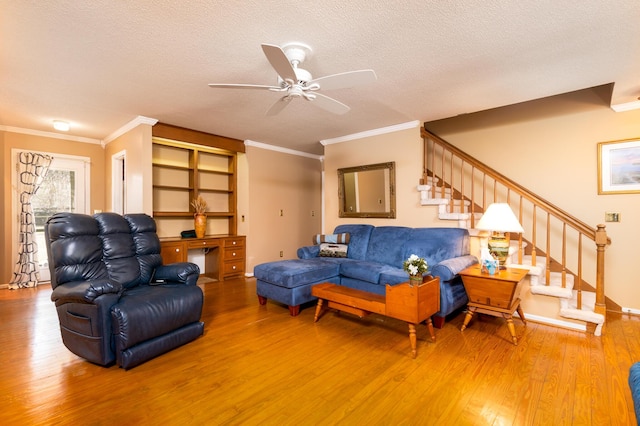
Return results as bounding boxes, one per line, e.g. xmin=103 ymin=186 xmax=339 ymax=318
xmin=9 ymin=152 xmax=53 ymax=289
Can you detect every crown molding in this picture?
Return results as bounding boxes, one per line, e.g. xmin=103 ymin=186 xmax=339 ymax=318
xmin=244 ymin=140 xmax=323 ymax=160
xmin=611 ymin=100 xmax=640 ymax=112
xmin=102 ymin=116 xmax=158 ymax=145
xmin=0 ymin=125 xmax=102 ymax=144
xmin=319 ymin=120 xmax=421 ymax=146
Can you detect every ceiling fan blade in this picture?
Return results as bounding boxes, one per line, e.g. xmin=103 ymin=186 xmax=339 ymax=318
xmin=208 ymin=83 xmax=280 ymax=90
xmin=265 ymin=97 xmax=292 ymax=116
xmin=311 ymin=93 xmax=351 ymax=115
xmin=310 ymin=69 xmax=377 ymax=90
xmin=261 ymin=44 xmax=297 ymax=83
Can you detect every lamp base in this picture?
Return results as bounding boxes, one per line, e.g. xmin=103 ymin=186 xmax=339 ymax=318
xmin=488 ymin=231 xmax=510 ymax=268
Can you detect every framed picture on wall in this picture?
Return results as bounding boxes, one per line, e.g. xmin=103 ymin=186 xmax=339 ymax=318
xmin=598 ymin=138 xmax=640 ymax=194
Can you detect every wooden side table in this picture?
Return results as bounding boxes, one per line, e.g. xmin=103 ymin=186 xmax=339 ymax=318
xmin=459 ymin=264 xmax=528 ymax=345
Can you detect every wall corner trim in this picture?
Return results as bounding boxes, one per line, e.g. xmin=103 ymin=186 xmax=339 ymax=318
xmin=103 ymin=116 xmax=158 ymax=145
xmin=244 ymin=139 xmax=323 ymax=160
xmin=0 ymin=125 xmax=102 ymax=145
xmin=319 ymin=120 xmax=421 ymax=146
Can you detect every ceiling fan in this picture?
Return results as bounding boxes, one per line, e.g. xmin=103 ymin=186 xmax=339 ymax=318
xmin=208 ymin=42 xmax=377 ymax=115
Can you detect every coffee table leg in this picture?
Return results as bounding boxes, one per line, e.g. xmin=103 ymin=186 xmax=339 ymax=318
xmin=408 ymin=323 xmax=417 ymax=358
xmin=314 ymin=299 xmax=324 ymax=322
xmin=426 ymin=318 xmax=436 ymax=342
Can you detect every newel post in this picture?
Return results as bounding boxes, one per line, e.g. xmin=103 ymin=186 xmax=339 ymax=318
xmin=594 ymin=224 xmax=609 ymax=332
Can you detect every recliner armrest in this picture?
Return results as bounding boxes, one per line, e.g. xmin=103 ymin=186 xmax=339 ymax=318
xmin=51 ymin=279 xmax=122 ymax=304
xmin=152 ymin=262 xmax=200 ymax=286
xmin=297 ymin=245 xmax=320 ymax=259
xmin=430 ymin=255 xmax=479 ymax=282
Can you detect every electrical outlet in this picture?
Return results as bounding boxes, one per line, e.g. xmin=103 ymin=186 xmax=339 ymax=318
xmin=311 ymin=210 xmax=315 ymax=217
xmin=241 ymin=215 xmax=245 ymax=222
xmin=279 ymin=209 xmax=283 ymax=217
xmin=605 ymin=212 xmax=620 ymax=222
xmin=279 ymin=250 xmax=284 ymax=257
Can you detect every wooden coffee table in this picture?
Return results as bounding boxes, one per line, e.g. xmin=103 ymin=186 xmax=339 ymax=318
xmin=459 ymin=264 xmax=528 ymax=345
xmin=311 ymin=277 xmax=440 ymax=358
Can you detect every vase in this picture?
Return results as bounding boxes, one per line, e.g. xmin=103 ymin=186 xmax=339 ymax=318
xmin=194 ymin=213 xmax=207 ymax=238
xmin=409 ymin=275 xmax=423 ymax=287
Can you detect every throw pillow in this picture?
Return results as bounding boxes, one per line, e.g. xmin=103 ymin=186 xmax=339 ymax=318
xmin=313 ymin=233 xmax=350 ymax=245
xmin=318 ymin=243 xmax=348 ymax=258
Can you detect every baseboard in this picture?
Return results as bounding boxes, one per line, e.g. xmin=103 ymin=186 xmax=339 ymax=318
xmin=524 ymin=312 xmax=587 ymax=332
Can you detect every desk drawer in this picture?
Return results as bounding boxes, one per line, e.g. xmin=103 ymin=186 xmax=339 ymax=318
xmin=224 ymin=247 xmax=245 ymax=261
xmin=223 ymin=259 xmax=244 ymax=276
xmin=187 ymin=239 xmax=219 ymax=249
xmin=224 ymin=237 xmax=245 ymax=248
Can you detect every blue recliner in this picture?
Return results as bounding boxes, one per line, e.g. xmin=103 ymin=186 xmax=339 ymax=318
xmin=44 ymin=212 xmax=204 ymax=369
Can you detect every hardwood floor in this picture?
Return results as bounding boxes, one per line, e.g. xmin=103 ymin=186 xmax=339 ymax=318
xmin=1 ymin=278 xmax=639 ymax=425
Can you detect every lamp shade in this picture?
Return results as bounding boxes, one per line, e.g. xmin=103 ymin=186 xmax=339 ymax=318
xmin=476 ymin=203 xmax=524 ymax=233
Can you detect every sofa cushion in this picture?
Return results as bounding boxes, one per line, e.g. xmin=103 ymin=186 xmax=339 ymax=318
xmin=313 ymin=233 xmax=350 ymax=245
xmin=365 ymin=226 xmax=412 ymax=266
xmin=403 ymin=228 xmax=470 ymax=267
xmin=318 ymin=243 xmax=348 ymax=258
xmin=333 ymin=224 xmax=374 ymax=260
xmin=340 ymin=260 xmax=390 ymax=284
xmin=254 ymin=259 xmax=340 ymax=288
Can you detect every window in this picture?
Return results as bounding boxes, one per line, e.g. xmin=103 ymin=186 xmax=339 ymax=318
xmin=12 ymin=151 xmax=90 ymax=282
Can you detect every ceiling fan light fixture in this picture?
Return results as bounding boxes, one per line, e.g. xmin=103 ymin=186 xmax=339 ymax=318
xmin=53 ymin=120 xmax=70 ymax=131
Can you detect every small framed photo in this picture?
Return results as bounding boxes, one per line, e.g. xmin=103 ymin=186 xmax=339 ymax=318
xmin=598 ymin=138 xmax=640 ymax=194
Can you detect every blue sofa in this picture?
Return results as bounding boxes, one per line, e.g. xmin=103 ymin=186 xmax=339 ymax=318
xmin=254 ymin=224 xmax=478 ymax=327
xmin=630 ymin=362 xmax=640 ymax=424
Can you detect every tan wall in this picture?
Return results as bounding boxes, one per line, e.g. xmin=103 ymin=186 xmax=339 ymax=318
xmin=245 ymin=146 xmax=322 ymax=273
xmin=324 ymin=124 xmax=443 ymax=232
xmin=0 ymin=130 xmax=106 ymax=284
xmin=104 ymin=124 xmax=154 ymax=215
xmin=425 ymin=87 xmax=640 ymax=311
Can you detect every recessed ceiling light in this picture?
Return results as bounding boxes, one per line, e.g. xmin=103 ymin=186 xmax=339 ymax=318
xmin=53 ymin=120 xmax=70 ymax=131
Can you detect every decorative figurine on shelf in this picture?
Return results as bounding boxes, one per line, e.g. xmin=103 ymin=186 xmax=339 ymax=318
xmin=191 ymin=195 xmax=208 ymax=238
xmin=403 ymin=254 xmax=428 ymax=287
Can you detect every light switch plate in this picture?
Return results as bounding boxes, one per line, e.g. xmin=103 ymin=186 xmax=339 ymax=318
xmin=605 ymin=212 xmax=620 ymax=222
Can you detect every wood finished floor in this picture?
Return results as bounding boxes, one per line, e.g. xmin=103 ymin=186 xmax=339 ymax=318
xmin=1 ymin=277 xmax=639 ymax=425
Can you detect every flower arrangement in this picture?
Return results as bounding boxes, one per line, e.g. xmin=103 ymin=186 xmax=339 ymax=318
xmin=191 ymin=195 xmax=208 ymax=215
xmin=403 ymin=254 xmax=428 ymax=277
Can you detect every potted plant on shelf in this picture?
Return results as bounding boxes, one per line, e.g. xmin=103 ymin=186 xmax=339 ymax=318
xmin=192 ymin=195 xmax=208 ymax=238
xmin=403 ymin=254 xmax=428 ymax=287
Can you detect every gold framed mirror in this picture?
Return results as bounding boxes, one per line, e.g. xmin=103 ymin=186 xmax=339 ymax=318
xmin=338 ymin=162 xmax=396 ymax=218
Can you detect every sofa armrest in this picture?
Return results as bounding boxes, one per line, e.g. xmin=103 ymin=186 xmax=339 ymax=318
xmin=430 ymin=255 xmax=479 ymax=282
xmin=51 ymin=279 xmax=122 ymax=304
xmin=297 ymin=245 xmax=320 ymax=259
xmin=152 ymin=262 xmax=201 ymax=286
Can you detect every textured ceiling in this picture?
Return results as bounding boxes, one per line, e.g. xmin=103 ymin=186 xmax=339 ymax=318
xmin=1 ymin=0 xmax=639 ymax=154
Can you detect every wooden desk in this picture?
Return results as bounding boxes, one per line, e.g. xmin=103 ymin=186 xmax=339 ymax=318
xmin=311 ymin=277 xmax=440 ymax=358
xmin=159 ymin=235 xmax=245 ymax=281
xmin=459 ymin=264 xmax=528 ymax=345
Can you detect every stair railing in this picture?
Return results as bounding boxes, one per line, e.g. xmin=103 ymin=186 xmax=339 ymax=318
xmin=421 ymin=128 xmax=610 ymax=332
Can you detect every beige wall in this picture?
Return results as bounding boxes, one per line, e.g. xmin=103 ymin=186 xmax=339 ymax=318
xmin=324 ymin=124 xmax=442 ymax=232
xmin=1 ymin=130 xmax=106 ymax=284
xmin=245 ymin=145 xmax=322 ymax=272
xmin=104 ymin=124 xmax=154 ymax=214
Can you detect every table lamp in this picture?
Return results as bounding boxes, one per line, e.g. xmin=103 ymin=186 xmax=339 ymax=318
xmin=476 ymin=203 xmax=524 ymax=268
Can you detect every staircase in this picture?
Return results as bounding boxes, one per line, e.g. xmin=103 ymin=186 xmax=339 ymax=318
xmin=420 ymin=128 xmax=610 ymax=336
